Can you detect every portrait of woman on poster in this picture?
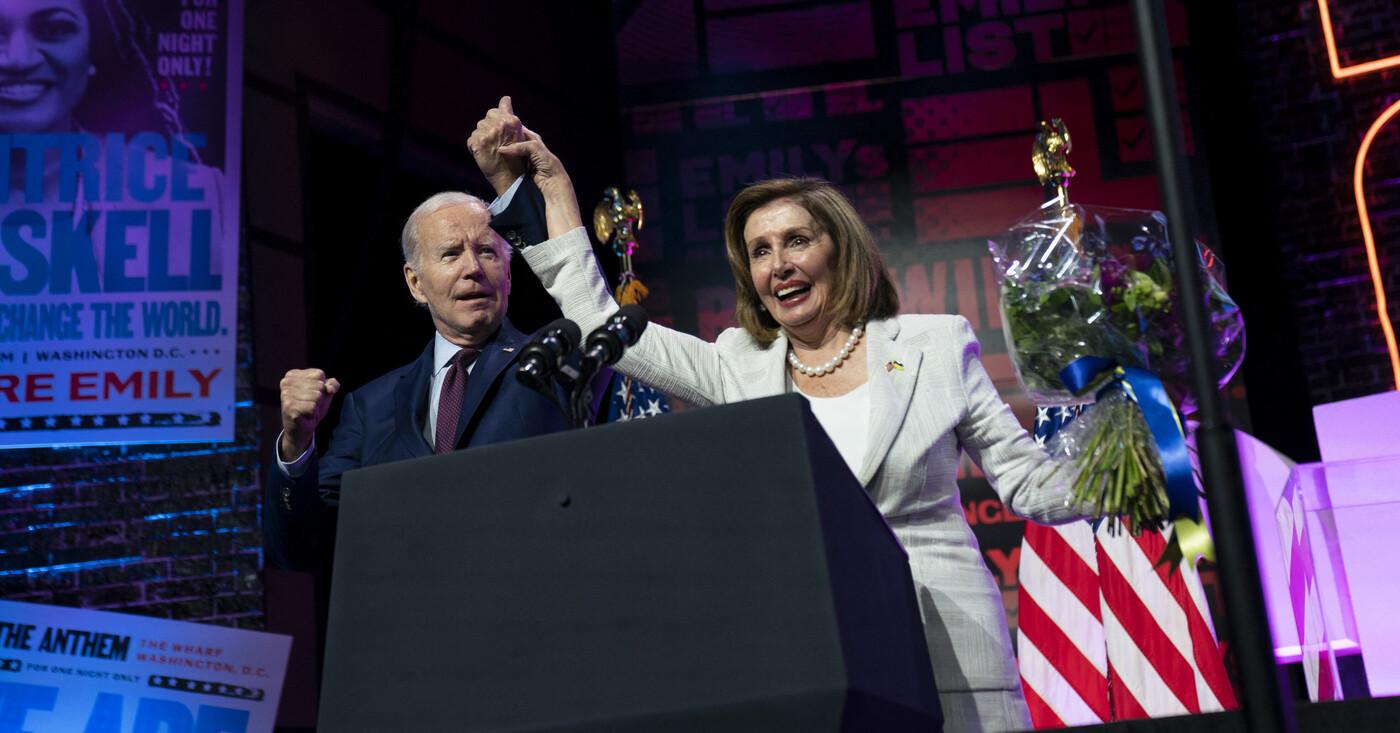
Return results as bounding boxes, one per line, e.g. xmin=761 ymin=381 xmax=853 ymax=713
xmin=1 ymin=0 xmax=226 ymax=288
xmin=1 ymin=0 xmax=179 ymax=137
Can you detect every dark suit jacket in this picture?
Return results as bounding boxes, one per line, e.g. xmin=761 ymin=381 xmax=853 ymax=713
xmin=264 ymin=178 xmax=560 ymax=571
xmin=263 ymin=319 xmax=567 ymax=571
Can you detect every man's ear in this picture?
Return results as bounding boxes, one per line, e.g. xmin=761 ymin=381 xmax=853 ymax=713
xmin=497 ymin=236 xmax=513 ymax=293
xmin=404 ymin=262 xmax=427 ymax=304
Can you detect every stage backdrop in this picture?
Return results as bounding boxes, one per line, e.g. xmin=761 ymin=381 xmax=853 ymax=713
xmin=1 ymin=0 xmax=243 ymax=447
xmin=0 ymin=0 xmax=260 ymax=638
xmin=610 ymin=0 xmax=1231 ymax=634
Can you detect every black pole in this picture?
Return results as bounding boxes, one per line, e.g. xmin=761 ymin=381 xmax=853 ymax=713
xmin=1129 ymin=1 xmax=1294 ymax=730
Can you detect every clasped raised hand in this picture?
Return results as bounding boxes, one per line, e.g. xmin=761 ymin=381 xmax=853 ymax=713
xmin=467 ymin=95 xmax=529 ymax=197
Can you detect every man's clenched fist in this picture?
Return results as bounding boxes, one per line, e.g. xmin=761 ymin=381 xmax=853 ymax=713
xmin=280 ymin=368 xmax=340 ymax=459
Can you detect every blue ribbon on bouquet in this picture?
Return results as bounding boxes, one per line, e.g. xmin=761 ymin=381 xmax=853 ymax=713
xmin=1060 ymin=356 xmax=1214 ymax=564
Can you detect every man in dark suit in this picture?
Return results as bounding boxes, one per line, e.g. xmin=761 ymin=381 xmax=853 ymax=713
xmin=264 ymin=179 xmax=564 ymax=571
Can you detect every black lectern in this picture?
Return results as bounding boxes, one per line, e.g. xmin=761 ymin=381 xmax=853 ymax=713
xmin=318 ymin=394 xmax=941 ymax=731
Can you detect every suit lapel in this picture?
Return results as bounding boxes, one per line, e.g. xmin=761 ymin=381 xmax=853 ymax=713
xmin=739 ymin=330 xmax=790 ymax=400
xmin=393 ymin=341 xmax=435 ymax=459
xmin=858 ymin=318 xmax=921 ymax=485
xmin=452 ymin=321 xmax=528 ymax=448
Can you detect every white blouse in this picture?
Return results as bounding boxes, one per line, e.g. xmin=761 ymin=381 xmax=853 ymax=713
xmin=798 ymin=381 xmax=871 ymax=478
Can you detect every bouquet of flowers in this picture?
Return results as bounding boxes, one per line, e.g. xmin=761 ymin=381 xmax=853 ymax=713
xmin=990 ymin=201 xmax=1245 ymax=541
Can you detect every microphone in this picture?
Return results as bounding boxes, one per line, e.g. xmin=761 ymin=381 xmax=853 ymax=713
xmin=580 ymin=304 xmax=648 ymax=373
xmin=516 ymin=318 xmax=582 ymax=384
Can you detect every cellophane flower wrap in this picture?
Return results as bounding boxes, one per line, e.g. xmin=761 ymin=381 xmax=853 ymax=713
xmin=989 ymin=202 xmax=1244 ymax=534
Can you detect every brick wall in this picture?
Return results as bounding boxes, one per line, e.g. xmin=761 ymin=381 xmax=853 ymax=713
xmin=1232 ymin=0 xmax=1400 ymax=403
xmin=0 ymin=253 xmax=262 ymax=627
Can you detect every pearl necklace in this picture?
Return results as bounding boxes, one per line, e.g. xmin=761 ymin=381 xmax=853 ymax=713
xmin=787 ymin=324 xmax=864 ymax=377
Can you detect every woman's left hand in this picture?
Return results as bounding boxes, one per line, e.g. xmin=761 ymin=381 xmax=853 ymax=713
xmin=499 ymin=127 xmax=568 ymax=193
xmin=498 ymin=124 xmax=583 ymax=238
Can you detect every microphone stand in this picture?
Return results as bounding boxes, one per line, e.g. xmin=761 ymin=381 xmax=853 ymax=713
xmin=568 ymin=350 xmax=609 ymax=430
xmin=570 ymin=375 xmax=596 ymax=429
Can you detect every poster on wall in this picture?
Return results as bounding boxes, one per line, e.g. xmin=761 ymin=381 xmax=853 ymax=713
xmin=0 ymin=600 xmax=290 ymax=732
xmin=0 ymin=0 xmax=244 ymax=447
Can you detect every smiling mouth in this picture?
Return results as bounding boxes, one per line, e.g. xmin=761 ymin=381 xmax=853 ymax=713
xmin=0 ymin=82 xmax=52 ymax=104
xmin=776 ymin=284 xmax=811 ymax=301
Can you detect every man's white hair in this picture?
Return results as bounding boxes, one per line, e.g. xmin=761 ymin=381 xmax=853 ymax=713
xmin=400 ymin=192 xmax=510 ymax=265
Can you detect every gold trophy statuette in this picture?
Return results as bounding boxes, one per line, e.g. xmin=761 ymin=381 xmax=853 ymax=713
xmin=593 ymin=187 xmax=649 ymax=305
xmin=1032 ymin=118 xmax=1075 ymax=207
xmin=1032 ymin=118 xmax=1081 ymax=244
xmin=593 ymin=187 xmax=644 ymax=258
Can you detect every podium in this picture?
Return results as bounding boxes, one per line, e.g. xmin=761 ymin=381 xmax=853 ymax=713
xmin=318 ymin=394 xmax=941 ymax=731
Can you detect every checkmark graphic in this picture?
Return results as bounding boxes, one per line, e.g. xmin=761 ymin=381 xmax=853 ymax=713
xmin=1115 ymin=117 xmax=1150 ymax=162
xmin=1068 ymin=12 xmax=1105 ymax=54
xmin=1073 ymin=21 xmax=1101 ymax=45
xmin=1113 ymin=75 xmax=1139 ymax=102
xmin=1109 ymin=67 xmax=1144 ymax=112
xmin=1121 ymin=126 xmax=1146 ymax=150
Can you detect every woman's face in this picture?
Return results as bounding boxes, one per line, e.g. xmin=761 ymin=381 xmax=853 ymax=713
xmin=744 ymin=198 xmax=839 ymax=341
xmin=0 ymin=0 xmax=92 ymax=133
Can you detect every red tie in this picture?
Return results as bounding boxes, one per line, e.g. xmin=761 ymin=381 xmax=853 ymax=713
xmin=434 ymin=348 xmax=476 ymax=454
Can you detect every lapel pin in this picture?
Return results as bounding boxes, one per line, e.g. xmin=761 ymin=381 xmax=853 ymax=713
xmin=884 ymin=360 xmax=904 ymax=372
xmin=503 ymin=347 xmax=516 ymax=353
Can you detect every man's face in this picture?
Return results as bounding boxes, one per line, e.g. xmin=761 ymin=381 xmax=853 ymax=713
xmin=404 ymin=201 xmax=511 ymax=347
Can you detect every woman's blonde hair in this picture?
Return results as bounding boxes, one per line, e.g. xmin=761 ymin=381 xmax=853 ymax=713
xmin=723 ymin=179 xmax=899 ymax=345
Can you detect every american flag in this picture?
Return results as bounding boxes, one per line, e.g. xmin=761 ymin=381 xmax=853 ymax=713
xmin=1017 ymin=406 xmax=1238 ymax=726
xmin=604 ymin=373 xmax=669 ymax=422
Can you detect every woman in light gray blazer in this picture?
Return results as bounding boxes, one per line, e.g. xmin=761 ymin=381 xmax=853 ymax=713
xmin=500 ymin=127 xmax=1086 ymax=732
